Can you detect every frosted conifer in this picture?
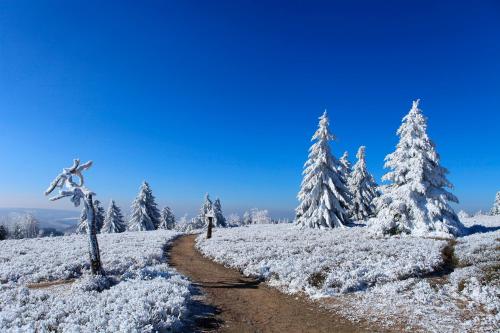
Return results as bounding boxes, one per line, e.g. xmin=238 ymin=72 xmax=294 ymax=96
xmin=339 ymin=151 xmax=352 ymax=183
xmin=128 ymin=182 xmax=159 ymax=231
xmin=491 ymin=192 xmax=500 ymax=215
xmin=374 ymin=100 xmax=463 ymax=237
xmin=213 ymin=198 xmax=227 ymax=227
xmin=102 ymin=200 xmax=126 ymax=233
xmin=348 ymin=146 xmax=379 ymax=220
xmin=295 ymin=111 xmax=350 ymax=228
xmin=159 ymin=206 xmax=176 ymax=230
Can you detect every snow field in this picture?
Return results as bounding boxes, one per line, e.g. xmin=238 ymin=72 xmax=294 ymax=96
xmin=0 ymin=230 xmax=191 ymax=332
xmin=196 ymin=219 xmax=499 ymax=332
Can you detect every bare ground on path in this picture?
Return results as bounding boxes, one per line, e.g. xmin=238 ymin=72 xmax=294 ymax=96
xmin=169 ymin=234 xmax=382 ymax=333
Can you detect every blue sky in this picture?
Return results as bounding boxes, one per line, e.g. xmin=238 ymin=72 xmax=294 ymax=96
xmin=0 ymin=0 xmax=499 ymax=217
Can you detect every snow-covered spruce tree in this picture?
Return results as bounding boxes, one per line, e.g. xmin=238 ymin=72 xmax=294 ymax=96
xmin=374 ymin=100 xmax=463 ymax=237
xmin=339 ymin=151 xmax=352 ymax=183
xmin=159 ymin=206 xmax=176 ymax=230
xmin=77 ymin=199 xmax=105 ymax=233
xmin=490 ymin=192 xmax=500 ymax=215
xmin=102 ymin=200 xmax=126 ymax=233
xmin=213 ymin=198 xmax=227 ymax=227
xmin=295 ymin=111 xmax=350 ymax=228
xmin=348 ymin=146 xmax=379 ymax=220
xmin=128 ymin=182 xmax=160 ymax=231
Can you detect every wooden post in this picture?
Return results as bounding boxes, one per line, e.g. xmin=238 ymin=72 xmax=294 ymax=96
xmin=207 ymin=216 xmax=213 ymax=239
xmin=85 ymin=194 xmax=104 ymax=275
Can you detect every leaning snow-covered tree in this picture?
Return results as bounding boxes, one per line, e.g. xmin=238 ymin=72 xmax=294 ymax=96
xmin=128 ymin=182 xmax=160 ymax=231
xmin=193 ymin=193 xmax=213 ymax=228
xmin=295 ymin=111 xmax=350 ymax=228
xmin=159 ymin=206 xmax=176 ymax=230
xmin=45 ymin=159 xmax=105 ymax=275
xmin=213 ymin=198 xmax=227 ymax=227
xmin=77 ymin=199 xmax=105 ymax=234
xmin=348 ymin=146 xmax=379 ymax=220
xmin=490 ymin=192 xmax=500 ymax=215
xmin=102 ymin=200 xmax=126 ymax=233
xmin=374 ymin=100 xmax=463 ymax=237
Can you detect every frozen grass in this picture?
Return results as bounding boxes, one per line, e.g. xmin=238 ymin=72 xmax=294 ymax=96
xmin=197 ymin=218 xmax=500 ymax=332
xmin=0 ymin=230 xmax=191 ymax=332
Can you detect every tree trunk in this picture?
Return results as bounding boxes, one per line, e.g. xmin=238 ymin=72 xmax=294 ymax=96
xmin=207 ymin=216 xmax=213 ymax=239
xmin=85 ymin=194 xmax=105 ymax=275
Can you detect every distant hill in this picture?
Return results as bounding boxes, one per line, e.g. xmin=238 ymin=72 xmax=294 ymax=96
xmin=0 ymin=208 xmax=79 ymax=232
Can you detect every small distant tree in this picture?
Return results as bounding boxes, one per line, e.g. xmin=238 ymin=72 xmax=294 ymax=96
xmin=102 ymin=200 xmax=126 ymax=233
xmin=23 ymin=214 xmax=40 ymax=238
xmin=213 ymin=198 xmax=227 ymax=227
xmin=491 ymin=192 xmax=500 ymax=215
xmin=159 ymin=206 xmax=176 ymax=230
xmin=0 ymin=225 xmax=8 ymax=240
xmin=348 ymin=146 xmax=379 ymax=220
xmin=374 ymin=100 xmax=463 ymax=236
xmin=77 ymin=199 xmax=105 ymax=233
xmin=295 ymin=111 xmax=350 ymax=228
xmin=129 ymin=182 xmax=160 ymax=231
xmin=199 ymin=194 xmax=213 ymax=224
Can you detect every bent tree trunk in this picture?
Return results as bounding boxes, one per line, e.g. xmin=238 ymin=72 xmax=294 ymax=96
xmin=85 ymin=194 xmax=105 ymax=275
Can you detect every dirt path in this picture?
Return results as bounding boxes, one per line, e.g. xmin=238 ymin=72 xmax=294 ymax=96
xmin=169 ymin=234 xmax=373 ymax=333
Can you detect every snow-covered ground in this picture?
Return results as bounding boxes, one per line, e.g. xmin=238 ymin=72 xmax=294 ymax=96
xmin=196 ymin=216 xmax=500 ymax=332
xmin=0 ymin=230 xmax=191 ymax=332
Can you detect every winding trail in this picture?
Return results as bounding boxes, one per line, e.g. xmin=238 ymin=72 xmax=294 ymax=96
xmin=169 ymin=234 xmax=371 ymax=333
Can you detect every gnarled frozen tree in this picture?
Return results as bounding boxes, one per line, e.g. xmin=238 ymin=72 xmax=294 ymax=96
xmin=295 ymin=111 xmax=350 ymax=228
xmin=45 ymin=159 xmax=105 ymax=275
xmin=374 ymin=100 xmax=463 ymax=237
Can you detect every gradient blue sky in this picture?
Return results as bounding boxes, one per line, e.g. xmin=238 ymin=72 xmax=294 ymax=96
xmin=0 ymin=0 xmax=499 ymax=217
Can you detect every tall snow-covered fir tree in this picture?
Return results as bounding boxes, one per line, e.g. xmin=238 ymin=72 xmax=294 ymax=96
xmin=374 ymin=100 xmax=463 ymax=237
xmin=159 ymin=206 xmax=176 ymax=230
xmin=348 ymin=146 xmax=379 ymax=220
xmin=213 ymin=198 xmax=227 ymax=227
xmin=491 ymin=192 xmax=500 ymax=215
xmin=295 ymin=111 xmax=350 ymax=228
xmin=128 ymin=181 xmax=160 ymax=231
xmin=77 ymin=199 xmax=105 ymax=234
xmin=339 ymin=151 xmax=352 ymax=183
xmin=102 ymin=200 xmax=126 ymax=233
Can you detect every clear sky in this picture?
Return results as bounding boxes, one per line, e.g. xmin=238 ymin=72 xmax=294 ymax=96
xmin=0 ymin=0 xmax=499 ymax=217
